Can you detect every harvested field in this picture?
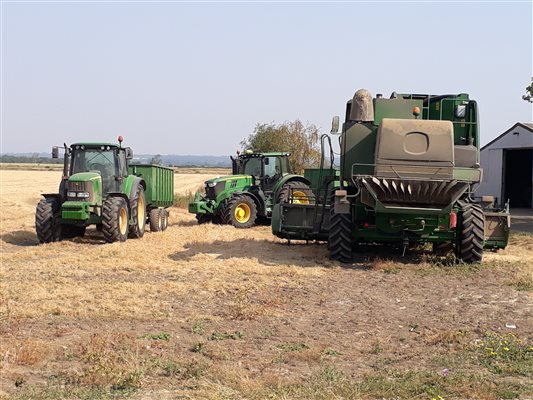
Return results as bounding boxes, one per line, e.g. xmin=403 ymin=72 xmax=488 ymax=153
xmin=0 ymin=169 xmax=532 ymax=399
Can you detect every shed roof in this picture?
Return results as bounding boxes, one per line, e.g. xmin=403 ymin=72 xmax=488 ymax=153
xmin=481 ymin=122 xmax=533 ymax=151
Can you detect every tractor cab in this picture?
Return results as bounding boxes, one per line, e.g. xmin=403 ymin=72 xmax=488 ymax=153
xmin=232 ymin=152 xmax=292 ymax=193
xmin=53 ymin=140 xmax=134 ymax=197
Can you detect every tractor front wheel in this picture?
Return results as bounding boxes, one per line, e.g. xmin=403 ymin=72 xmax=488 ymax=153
xmin=102 ymin=197 xmax=129 ymax=243
xmin=455 ymin=201 xmax=484 ymax=263
xmin=196 ymin=214 xmax=211 ymax=224
xmin=35 ymin=198 xmax=62 ymax=243
xmin=328 ymin=206 xmax=352 ymax=263
xmin=223 ymin=195 xmax=257 ymax=228
xmin=128 ymin=185 xmax=146 ymax=239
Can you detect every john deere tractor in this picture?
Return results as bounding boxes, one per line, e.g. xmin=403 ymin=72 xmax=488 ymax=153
xmin=188 ymin=151 xmax=313 ymax=228
xmin=35 ymin=137 xmax=174 ymax=244
xmin=273 ymin=89 xmax=510 ymax=263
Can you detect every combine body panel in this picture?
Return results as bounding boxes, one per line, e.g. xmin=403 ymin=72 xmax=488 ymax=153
xmin=188 ymin=152 xmax=313 ymax=228
xmin=36 ymin=139 xmax=173 ymax=244
xmin=272 ymin=90 xmax=510 ymax=262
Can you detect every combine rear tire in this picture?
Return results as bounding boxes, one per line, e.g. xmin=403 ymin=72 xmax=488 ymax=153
xmin=223 ymin=195 xmax=257 ymax=228
xmin=128 ymin=185 xmax=146 ymax=239
xmin=328 ymin=207 xmax=352 ymax=263
xmin=455 ymin=202 xmax=484 ymax=263
xmin=149 ymin=208 xmax=161 ymax=232
xmin=278 ymin=181 xmax=314 ymax=204
xmin=102 ymin=197 xmax=129 ymax=243
xmin=35 ymin=198 xmax=62 ymax=243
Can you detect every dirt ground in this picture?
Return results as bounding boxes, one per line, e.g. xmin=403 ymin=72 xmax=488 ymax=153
xmin=0 ymin=169 xmax=532 ymax=400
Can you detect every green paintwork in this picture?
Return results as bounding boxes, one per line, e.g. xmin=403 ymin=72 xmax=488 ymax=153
xmin=272 ymin=91 xmax=509 ymax=250
xmin=129 ymin=164 xmax=174 ymax=208
xmin=43 ymin=143 xmax=173 ymax=231
xmin=188 ymin=152 xmax=308 ymax=220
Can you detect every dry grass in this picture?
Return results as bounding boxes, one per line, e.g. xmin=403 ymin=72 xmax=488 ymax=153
xmin=1 ymin=169 xmax=532 ymax=399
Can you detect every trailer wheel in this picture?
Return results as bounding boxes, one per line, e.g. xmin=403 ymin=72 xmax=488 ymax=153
xmin=278 ymin=181 xmax=314 ymax=205
xmin=223 ymin=195 xmax=257 ymax=228
xmin=102 ymin=197 xmax=129 ymax=243
xmin=149 ymin=208 xmax=162 ymax=232
xmin=160 ymin=209 xmax=169 ymax=231
xmin=455 ymin=201 xmax=484 ymax=263
xmin=329 ymin=207 xmax=352 ymax=263
xmin=35 ymin=198 xmax=62 ymax=243
xmin=128 ymin=185 xmax=146 ymax=239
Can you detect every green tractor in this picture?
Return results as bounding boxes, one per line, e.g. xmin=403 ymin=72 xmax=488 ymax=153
xmin=36 ymin=137 xmax=174 ymax=243
xmin=188 ymin=151 xmax=313 ymax=228
xmin=272 ymin=90 xmax=510 ymax=263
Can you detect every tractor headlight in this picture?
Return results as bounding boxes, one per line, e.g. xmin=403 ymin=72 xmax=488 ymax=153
xmin=76 ymin=192 xmax=90 ymax=198
xmin=67 ymin=191 xmax=77 ymax=198
xmin=206 ymin=182 xmax=217 ymax=188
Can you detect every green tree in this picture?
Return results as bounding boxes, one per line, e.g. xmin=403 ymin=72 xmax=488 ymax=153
xmin=150 ymin=154 xmax=163 ymax=165
xmin=240 ymin=120 xmax=321 ymax=174
xmin=523 ymin=77 xmax=533 ymax=103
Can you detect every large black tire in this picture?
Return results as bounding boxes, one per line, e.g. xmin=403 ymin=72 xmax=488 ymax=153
xmin=149 ymin=208 xmax=162 ymax=232
xmin=455 ymin=201 xmax=484 ymax=263
xmin=328 ymin=206 xmax=352 ymax=263
xmin=277 ymin=181 xmax=315 ymax=205
xmin=222 ymin=195 xmax=257 ymax=228
xmin=62 ymin=225 xmax=86 ymax=239
xmin=102 ymin=197 xmax=129 ymax=243
xmin=196 ymin=214 xmax=211 ymax=224
xmin=160 ymin=209 xmax=169 ymax=231
xmin=128 ymin=185 xmax=146 ymax=239
xmin=35 ymin=198 xmax=62 ymax=243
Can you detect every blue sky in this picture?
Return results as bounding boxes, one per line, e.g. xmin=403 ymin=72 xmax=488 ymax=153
xmin=1 ymin=1 xmax=532 ymax=155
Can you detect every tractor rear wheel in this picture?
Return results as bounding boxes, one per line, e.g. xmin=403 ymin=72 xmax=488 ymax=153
xmin=223 ymin=195 xmax=257 ymax=228
xmin=328 ymin=206 xmax=352 ymax=263
xmin=128 ymin=185 xmax=146 ymax=239
xmin=277 ymin=181 xmax=314 ymax=204
xmin=35 ymin=198 xmax=62 ymax=243
xmin=149 ymin=208 xmax=162 ymax=232
xmin=102 ymin=197 xmax=129 ymax=243
xmin=455 ymin=201 xmax=484 ymax=263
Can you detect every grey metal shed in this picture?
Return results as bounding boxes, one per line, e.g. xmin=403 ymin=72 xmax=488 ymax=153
xmin=476 ymin=122 xmax=533 ymax=209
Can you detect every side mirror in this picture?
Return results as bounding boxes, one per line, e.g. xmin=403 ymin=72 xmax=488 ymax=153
xmin=52 ymin=146 xmax=59 ymax=158
xmin=264 ymin=158 xmax=269 ymax=165
xmin=125 ymin=147 xmax=133 ymax=160
xmin=330 ymin=116 xmax=340 ymax=134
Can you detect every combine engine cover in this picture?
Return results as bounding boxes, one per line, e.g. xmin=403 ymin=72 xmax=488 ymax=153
xmin=358 ymin=118 xmax=476 ymax=210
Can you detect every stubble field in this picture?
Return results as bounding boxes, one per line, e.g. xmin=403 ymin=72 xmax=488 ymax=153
xmin=0 ymin=168 xmax=532 ymax=400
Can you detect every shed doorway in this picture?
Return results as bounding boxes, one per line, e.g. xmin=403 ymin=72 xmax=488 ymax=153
xmin=503 ymin=148 xmax=533 ymax=208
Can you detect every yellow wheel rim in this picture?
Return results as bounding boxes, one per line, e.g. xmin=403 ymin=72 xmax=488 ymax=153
xmin=137 ymin=196 xmax=145 ymax=229
xmin=292 ymin=190 xmax=310 ymax=205
xmin=234 ymin=203 xmax=251 ymax=223
xmin=119 ymin=207 xmax=128 ymax=235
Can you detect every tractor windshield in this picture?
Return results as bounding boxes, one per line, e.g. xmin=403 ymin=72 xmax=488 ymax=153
xmin=242 ymin=157 xmax=262 ymax=176
xmin=71 ymin=149 xmax=117 ymax=192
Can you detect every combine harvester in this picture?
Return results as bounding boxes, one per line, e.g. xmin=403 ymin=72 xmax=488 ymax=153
xmin=36 ymin=136 xmax=174 ymax=243
xmin=189 ymin=151 xmax=313 ymax=228
xmin=272 ymin=90 xmax=510 ymax=263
